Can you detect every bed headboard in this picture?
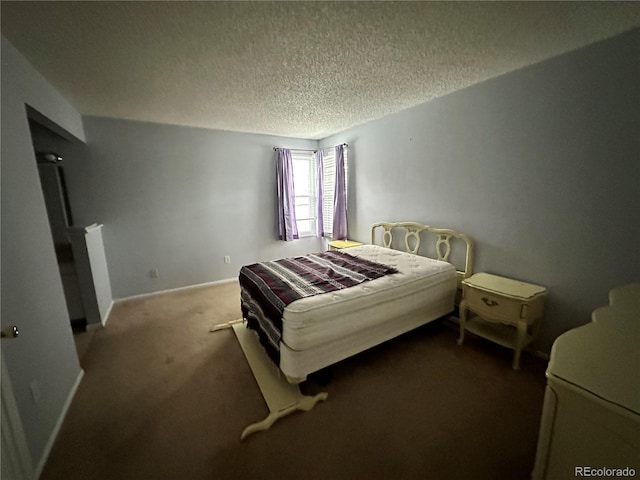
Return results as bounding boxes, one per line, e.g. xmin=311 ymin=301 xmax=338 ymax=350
xmin=370 ymin=221 xmax=474 ymax=285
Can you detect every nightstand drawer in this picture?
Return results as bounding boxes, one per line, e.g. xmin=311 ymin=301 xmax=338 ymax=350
xmin=464 ymin=287 xmax=523 ymax=321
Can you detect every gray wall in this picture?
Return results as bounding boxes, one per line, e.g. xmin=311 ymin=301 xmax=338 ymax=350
xmin=1 ymin=36 xmax=84 ymax=471
xmin=321 ymin=29 xmax=640 ymax=351
xmin=70 ymin=117 xmax=321 ymax=299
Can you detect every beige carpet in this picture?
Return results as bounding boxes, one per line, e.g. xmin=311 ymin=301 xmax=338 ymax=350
xmin=43 ymin=281 xmax=547 ymax=480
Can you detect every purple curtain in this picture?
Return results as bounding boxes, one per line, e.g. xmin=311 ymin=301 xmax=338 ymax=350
xmin=315 ymin=149 xmax=324 ymax=238
xmin=332 ymin=145 xmax=348 ymax=240
xmin=276 ymin=149 xmax=299 ymax=241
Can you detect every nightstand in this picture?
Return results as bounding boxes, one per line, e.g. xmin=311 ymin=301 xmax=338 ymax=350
xmin=328 ymin=239 xmax=363 ymax=250
xmin=457 ymin=272 xmax=546 ymax=370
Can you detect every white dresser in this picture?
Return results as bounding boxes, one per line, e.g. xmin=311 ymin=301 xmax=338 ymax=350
xmin=532 ymin=283 xmax=640 ymax=479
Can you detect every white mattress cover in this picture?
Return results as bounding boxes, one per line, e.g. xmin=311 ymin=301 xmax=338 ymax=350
xmin=281 ymin=245 xmax=456 ymax=351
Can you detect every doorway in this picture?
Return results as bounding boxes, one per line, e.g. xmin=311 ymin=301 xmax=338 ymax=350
xmin=27 ymin=116 xmax=94 ymax=359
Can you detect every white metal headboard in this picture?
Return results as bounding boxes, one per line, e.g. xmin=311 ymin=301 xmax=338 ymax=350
xmin=371 ymin=221 xmax=474 ymax=284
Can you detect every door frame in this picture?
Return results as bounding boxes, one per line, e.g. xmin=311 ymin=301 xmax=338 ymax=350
xmin=1 ymin=351 xmax=35 ymax=480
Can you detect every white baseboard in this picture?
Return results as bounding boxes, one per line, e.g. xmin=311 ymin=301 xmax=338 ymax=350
xmin=85 ymin=300 xmax=115 ymax=332
xmin=115 ymin=277 xmax=237 ymax=303
xmin=532 ymin=350 xmax=550 ymax=361
xmin=102 ymin=299 xmax=114 ymax=328
xmin=85 ymin=322 xmax=102 ymax=332
xmin=35 ymin=368 xmax=84 ymax=479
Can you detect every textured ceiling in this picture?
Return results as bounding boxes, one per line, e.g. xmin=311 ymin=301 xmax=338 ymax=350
xmin=2 ymin=1 xmax=640 ymax=139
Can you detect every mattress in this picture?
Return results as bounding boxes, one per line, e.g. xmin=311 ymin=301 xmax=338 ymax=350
xmin=280 ymin=294 xmax=453 ymax=381
xmin=281 ymin=244 xmax=456 ymax=351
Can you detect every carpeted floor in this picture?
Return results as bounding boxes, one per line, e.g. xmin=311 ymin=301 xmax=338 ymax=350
xmin=43 ymin=281 xmax=548 ymax=480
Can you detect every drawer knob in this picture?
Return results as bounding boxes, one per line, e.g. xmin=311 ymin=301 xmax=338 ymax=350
xmin=481 ymin=297 xmax=499 ymax=307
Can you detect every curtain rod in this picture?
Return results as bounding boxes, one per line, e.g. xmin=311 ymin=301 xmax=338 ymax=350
xmin=273 ymin=147 xmax=316 ymax=153
xmin=273 ymin=143 xmax=348 ymax=152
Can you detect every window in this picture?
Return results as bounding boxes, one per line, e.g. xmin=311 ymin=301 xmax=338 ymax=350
xmin=289 ymin=146 xmax=348 ymax=239
xmin=292 ymin=151 xmax=317 ymax=237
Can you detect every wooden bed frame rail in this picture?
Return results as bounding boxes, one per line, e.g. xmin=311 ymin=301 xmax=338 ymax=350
xmin=371 ymin=221 xmax=474 ymax=286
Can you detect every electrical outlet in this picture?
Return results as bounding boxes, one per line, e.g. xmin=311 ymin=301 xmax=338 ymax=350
xmin=30 ymin=380 xmax=41 ymax=404
xmin=224 ymin=255 xmax=231 ymax=264
xmin=149 ymin=268 xmax=159 ymax=278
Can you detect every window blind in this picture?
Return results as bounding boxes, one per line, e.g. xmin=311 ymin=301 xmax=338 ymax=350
xmin=321 ymin=146 xmax=348 ymax=237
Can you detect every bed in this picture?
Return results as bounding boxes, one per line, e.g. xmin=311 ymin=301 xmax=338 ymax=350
xmin=241 ymin=221 xmax=474 ymax=384
xmin=214 ymin=221 xmax=473 ymax=439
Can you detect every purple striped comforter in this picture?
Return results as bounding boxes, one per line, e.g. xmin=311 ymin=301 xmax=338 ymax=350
xmin=239 ymin=250 xmax=398 ymax=365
